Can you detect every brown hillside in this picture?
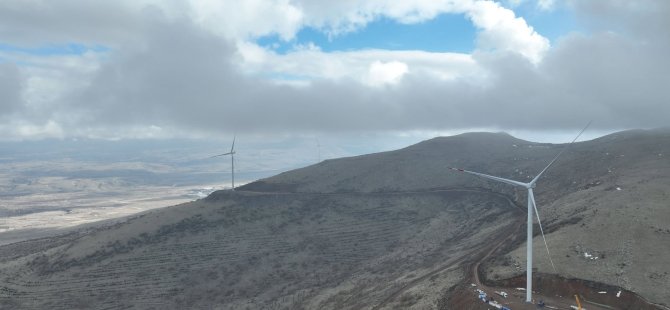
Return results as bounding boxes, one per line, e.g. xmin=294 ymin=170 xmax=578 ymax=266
xmin=0 ymin=128 xmax=668 ymax=309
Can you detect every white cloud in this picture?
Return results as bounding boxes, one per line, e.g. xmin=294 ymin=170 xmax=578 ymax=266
xmin=228 ymin=0 xmax=552 ymax=84
xmin=466 ymin=0 xmax=550 ymax=63
xmin=187 ymin=0 xmax=304 ymax=40
xmin=274 ymin=0 xmax=549 ymax=63
xmin=235 ymin=45 xmax=483 ymax=84
xmin=537 ymin=0 xmax=555 ymax=11
xmin=367 ymin=60 xmax=408 ymax=86
xmin=290 ymin=0 xmax=471 ymax=34
xmin=0 ymin=119 xmax=65 ymax=140
xmin=505 ymin=0 xmax=525 ymax=7
xmin=131 ymin=0 xmax=550 ymax=64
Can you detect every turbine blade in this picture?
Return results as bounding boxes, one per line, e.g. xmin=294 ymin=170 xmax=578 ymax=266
xmin=230 ymin=135 xmax=236 ymax=153
xmin=529 ymin=189 xmax=557 ymax=273
xmin=448 ymin=167 xmax=527 ymax=187
xmin=209 ymin=152 xmax=232 ymax=158
xmin=531 ymin=121 xmax=591 ymax=185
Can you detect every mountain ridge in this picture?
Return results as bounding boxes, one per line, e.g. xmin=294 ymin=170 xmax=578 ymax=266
xmin=0 ymin=128 xmax=668 ymax=309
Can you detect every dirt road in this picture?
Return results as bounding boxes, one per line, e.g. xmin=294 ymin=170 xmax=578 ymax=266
xmin=350 ymin=187 xmax=667 ymax=310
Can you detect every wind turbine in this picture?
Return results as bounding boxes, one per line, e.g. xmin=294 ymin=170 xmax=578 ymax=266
xmin=210 ymin=135 xmax=236 ymax=190
xmin=449 ymin=122 xmax=590 ymax=303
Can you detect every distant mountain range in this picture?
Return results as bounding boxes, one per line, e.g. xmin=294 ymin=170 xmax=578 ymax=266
xmin=0 ymin=128 xmax=668 ymax=309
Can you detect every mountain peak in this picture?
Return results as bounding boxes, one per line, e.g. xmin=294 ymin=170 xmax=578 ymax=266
xmin=417 ymin=131 xmax=527 ymax=146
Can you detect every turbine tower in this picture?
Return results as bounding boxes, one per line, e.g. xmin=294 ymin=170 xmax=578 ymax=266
xmin=210 ymin=135 xmax=236 ymax=190
xmin=449 ymin=123 xmax=590 ymax=303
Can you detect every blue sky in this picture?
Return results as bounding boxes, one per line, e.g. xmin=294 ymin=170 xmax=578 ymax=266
xmin=259 ymin=14 xmax=477 ymax=54
xmin=258 ymin=6 xmax=577 ymax=55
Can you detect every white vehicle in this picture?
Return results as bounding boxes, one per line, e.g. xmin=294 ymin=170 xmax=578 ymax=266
xmin=495 ymin=291 xmax=509 ymax=298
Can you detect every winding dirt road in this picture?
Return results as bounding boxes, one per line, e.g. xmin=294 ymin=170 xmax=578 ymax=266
xmin=367 ymin=188 xmax=524 ymax=310
xmin=350 ymin=187 xmax=667 ymax=310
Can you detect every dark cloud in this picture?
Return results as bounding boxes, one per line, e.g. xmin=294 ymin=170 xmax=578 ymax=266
xmin=0 ymin=63 xmax=22 ymax=115
xmin=0 ymin=0 xmax=141 ymax=46
xmin=69 ymin=35 xmax=668 ymax=135
xmin=69 ymin=18 xmax=240 ymax=127
xmin=571 ymin=0 xmax=670 ymax=44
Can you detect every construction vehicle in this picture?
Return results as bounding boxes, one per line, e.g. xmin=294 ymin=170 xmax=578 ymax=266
xmin=569 ymin=294 xmax=584 ymax=310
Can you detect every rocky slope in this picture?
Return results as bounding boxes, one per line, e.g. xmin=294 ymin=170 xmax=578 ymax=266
xmin=247 ymin=128 xmax=670 ymax=305
xmin=0 ymin=190 xmax=517 ymax=309
xmin=0 ymin=128 xmax=668 ymax=309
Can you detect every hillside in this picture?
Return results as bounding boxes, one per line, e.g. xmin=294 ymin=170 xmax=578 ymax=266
xmin=0 ymin=129 xmax=668 ymax=309
xmin=485 ymin=129 xmax=670 ymax=303
xmin=247 ymin=128 xmax=670 ymax=303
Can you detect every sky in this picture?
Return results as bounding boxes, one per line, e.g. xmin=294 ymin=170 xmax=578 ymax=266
xmin=1 ymin=0 xmax=669 ymax=150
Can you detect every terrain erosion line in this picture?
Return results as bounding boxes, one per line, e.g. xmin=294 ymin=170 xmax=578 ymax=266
xmin=368 ymin=189 xmax=523 ymax=310
xmin=471 ymin=196 xmax=525 ymax=287
xmin=447 ymin=192 xmax=669 ymax=310
xmin=3 ymin=187 xmax=666 ymax=309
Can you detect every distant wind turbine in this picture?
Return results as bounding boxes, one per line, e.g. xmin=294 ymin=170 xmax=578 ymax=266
xmin=316 ymin=138 xmax=321 ymax=162
xmin=449 ymin=122 xmax=591 ymax=303
xmin=210 ymin=135 xmax=236 ymax=190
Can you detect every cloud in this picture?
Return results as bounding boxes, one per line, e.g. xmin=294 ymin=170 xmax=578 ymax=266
xmin=0 ymin=0 xmax=141 ymax=46
xmin=466 ymin=0 xmax=549 ymax=63
xmin=236 ymin=46 xmax=482 ymax=83
xmin=187 ymin=0 xmax=304 ymax=41
xmin=0 ymin=0 xmax=668 ymax=140
xmin=0 ymin=63 xmax=23 ymax=115
xmin=66 ymin=19 xmax=241 ymax=128
xmin=570 ymin=0 xmax=670 ymax=44
xmin=367 ymin=61 xmax=408 ymax=86
xmin=536 ymin=0 xmax=555 ymax=11
xmin=281 ymin=0 xmax=549 ymax=62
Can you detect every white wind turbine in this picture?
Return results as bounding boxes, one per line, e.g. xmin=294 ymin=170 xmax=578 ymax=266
xmin=449 ymin=123 xmax=590 ymax=303
xmin=210 ymin=135 xmax=236 ymax=191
